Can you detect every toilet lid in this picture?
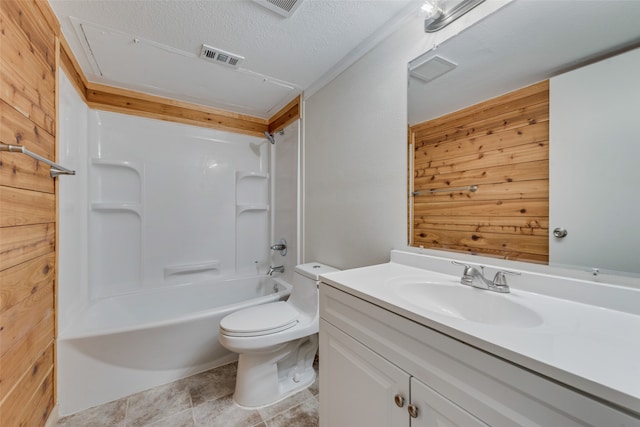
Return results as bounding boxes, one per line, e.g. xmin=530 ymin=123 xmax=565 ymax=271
xmin=220 ymin=302 xmax=299 ymax=337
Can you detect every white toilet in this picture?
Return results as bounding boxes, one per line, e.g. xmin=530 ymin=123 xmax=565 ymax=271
xmin=218 ymin=262 xmax=338 ymax=408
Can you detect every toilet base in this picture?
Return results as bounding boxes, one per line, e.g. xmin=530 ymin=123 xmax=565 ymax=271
xmin=233 ymin=335 xmax=318 ymax=408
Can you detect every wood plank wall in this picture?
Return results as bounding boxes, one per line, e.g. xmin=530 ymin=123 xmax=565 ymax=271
xmin=410 ymin=81 xmax=549 ymax=263
xmin=0 ymin=1 xmax=58 ymax=425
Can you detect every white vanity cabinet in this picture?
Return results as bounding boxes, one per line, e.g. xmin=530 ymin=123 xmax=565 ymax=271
xmin=319 ymin=282 xmax=640 ymax=427
xmin=319 ymin=320 xmax=410 ymax=426
xmin=410 ymin=376 xmax=488 ymax=426
xmin=320 ymin=319 xmax=487 ymax=426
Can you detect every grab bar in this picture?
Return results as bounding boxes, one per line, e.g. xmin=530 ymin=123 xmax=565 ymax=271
xmin=164 ymin=260 xmax=221 ymax=279
xmin=0 ymin=143 xmax=76 ymax=178
xmin=412 ymin=185 xmax=478 ymax=196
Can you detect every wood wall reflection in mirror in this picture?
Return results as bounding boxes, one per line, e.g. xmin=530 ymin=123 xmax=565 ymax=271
xmin=409 ymin=81 xmax=549 ymax=263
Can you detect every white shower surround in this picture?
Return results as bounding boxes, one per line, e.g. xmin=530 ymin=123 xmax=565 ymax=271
xmin=86 ymin=111 xmax=271 ymax=297
xmin=57 ymin=71 xmax=300 ymax=415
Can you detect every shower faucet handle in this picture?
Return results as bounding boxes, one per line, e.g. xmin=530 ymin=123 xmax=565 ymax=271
xmin=270 ymin=239 xmax=287 ymax=256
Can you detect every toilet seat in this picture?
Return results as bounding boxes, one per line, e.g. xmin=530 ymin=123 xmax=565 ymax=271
xmin=220 ymin=302 xmax=299 ymax=337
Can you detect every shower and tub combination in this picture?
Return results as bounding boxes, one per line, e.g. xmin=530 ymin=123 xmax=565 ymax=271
xmin=57 ymin=72 xmax=300 ymax=415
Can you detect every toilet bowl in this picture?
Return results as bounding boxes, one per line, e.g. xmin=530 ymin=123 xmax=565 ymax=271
xmin=218 ymin=262 xmax=338 ymax=408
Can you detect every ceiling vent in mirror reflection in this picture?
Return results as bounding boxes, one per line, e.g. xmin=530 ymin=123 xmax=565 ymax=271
xmin=253 ymin=0 xmax=305 ymax=18
xmin=409 ymin=55 xmax=457 ymax=84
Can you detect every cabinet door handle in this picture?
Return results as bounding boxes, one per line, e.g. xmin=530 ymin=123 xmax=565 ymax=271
xmin=408 ymin=404 xmax=419 ymax=418
xmin=394 ymin=394 xmax=405 ymax=407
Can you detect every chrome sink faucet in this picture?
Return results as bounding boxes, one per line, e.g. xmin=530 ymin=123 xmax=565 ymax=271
xmin=267 ymin=265 xmax=285 ymax=276
xmin=451 ymin=261 xmax=520 ymax=293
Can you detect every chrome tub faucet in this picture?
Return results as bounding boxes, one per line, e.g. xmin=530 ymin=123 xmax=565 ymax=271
xmin=268 ymin=265 xmax=285 ymax=276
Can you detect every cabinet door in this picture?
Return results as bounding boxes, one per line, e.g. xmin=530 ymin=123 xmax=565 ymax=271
xmin=320 ymin=320 xmax=410 ymax=427
xmin=409 ymin=377 xmax=487 ymax=427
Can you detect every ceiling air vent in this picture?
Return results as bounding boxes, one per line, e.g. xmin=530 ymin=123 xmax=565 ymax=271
xmin=200 ymin=44 xmax=244 ymax=69
xmin=409 ymin=55 xmax=457 ymax=84
xmin=253 ymin=0 xmax=304 ymax=18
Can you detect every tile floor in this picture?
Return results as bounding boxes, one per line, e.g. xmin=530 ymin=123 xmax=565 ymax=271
xmin=57 ymin=361 xmax=319 ymax=427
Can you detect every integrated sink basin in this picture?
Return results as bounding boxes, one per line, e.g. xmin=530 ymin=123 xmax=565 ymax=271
xmin=388 ymin=278 xmax=543 ymax=328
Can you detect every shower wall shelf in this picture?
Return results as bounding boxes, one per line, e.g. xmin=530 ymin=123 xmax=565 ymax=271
xmin=236 ymin=204 xmax=269 ymax=215
xmin=91 ymin=158 xmax=142 ymax=173
xmin=236 ymin=171 xmax=269 ymax=180
xmin=91 ymin=202 xmax=142 ymax=217
xmin=235 ymin=170 xmax=269 ymax=214
xmin=236 ymin=170 xmax=269 ymax=206
xmin=89 ymin=157 xmax=144 ymax=298
xmin=90 ymin=158 xmax=143 ymax=204
xmin=164 ymin=260 xmax=221 ymax=279
xmin=235 ymin=169 xmax=270 ymax=274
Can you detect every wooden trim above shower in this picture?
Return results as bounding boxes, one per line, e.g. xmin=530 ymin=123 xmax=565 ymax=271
xmin=85 ymin=84 xmax=270 ymax=137
xmin=269 ymin=95 xmax=301 ymax=134
xmin=57 ymin=34 xmax=300 ymax=138
xmin=59 ymin=36 xmax=88 ymax=103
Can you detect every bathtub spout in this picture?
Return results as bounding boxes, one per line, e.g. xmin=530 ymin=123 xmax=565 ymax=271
xmin=268 ymin=265 xmax=285 ymax=275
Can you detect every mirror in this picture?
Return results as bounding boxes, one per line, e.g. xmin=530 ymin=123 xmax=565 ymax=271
xmin=408 ymin=0 xmax=640 ymax=275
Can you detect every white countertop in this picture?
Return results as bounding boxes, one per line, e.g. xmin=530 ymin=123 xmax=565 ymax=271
xmin=320 ymin=253 xmax=640 ymax=416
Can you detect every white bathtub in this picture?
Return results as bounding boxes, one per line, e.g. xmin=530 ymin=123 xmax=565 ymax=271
xmin=57 ymin=275 xmax=291 ymax=416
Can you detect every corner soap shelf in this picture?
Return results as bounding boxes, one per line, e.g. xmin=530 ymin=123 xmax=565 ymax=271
xmin=235 ymin=170 xmax=269 ymax=215
xmin=235 ymin=170 xmax=270 ymax=274
xmin=90 ymin=158 xmax=143 ymax=215
xmin=88 ymin=158 xmax=144 ymax=297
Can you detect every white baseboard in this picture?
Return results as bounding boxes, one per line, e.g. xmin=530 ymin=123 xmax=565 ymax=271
xmin=44 ymin=405 xmax=59 ymax=427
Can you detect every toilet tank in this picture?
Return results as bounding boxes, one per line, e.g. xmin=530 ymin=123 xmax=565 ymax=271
xmin=289 ymin=262 xmax=338 ymax=316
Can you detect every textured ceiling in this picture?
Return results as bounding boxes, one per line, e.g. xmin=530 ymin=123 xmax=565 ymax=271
xmin=50 ymin=0 xmax=421 ymax=118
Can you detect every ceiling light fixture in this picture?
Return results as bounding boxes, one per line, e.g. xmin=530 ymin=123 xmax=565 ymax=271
xmin=424 ymin=0 xmax=485 ymax=32
xmin=421 ymin=1 xmax=441 ymax=20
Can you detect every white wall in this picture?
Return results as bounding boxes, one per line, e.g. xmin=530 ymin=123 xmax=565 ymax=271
xmin=271 ymin=120 xmax=300 ymax=281
xmin=303 ymin=2 xmax=508 ymax=269
xmin=58 ymin=71 xmax=89 ymax=332
xmin=549 ymin=48 xmax=640 ymax=275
